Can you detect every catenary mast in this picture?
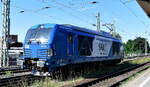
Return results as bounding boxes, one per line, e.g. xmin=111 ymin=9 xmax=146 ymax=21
xmin=1 ymin=0 xmax=10 ymax=67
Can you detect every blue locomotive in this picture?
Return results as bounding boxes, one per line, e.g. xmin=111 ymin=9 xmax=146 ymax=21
xmin=18 ymin=23 xmax=124 ymax=75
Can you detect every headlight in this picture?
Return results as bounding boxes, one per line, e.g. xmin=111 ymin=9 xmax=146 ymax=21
xmin=48 ymin=49 xmax=52 ymax=56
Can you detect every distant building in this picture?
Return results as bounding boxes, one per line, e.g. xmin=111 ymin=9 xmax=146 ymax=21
xmin=8 ymin=35 xmax=22 ymax=49
xmin=0 ymin=35 xmax=23 ymax=67
xmin=8 ymin=35 xmax=18 ymax=44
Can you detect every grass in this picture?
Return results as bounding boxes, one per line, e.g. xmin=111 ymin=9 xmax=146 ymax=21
xmin=86 ymin=57 xmax=150 ymax=78
xmin=31 ymin=57 xmax=150 ymax=87
xmin=5 ymin=71 xmax=12 ymax=77
xmin=31 ymin=77 xmax=84 ymax=87
xmin=119 ymin=66 xmax=150 ymax=86
xmin=128 ymin=57 xmax=150 ymax=64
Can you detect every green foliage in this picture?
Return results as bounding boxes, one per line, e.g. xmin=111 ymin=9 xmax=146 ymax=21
xmin=124 ymin=40 xmax=134 ymax=55
xmin=124 ymin=37 xmax=149 ymax=55
xmin=5 ymin=71 xmax=12 ymax=76
xmin=134 ymin=37 xmax=149 ymax=53
xmin=32 ymin=77 xmax=84 ymax=87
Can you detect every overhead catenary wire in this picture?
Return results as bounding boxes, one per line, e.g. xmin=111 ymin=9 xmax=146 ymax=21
xmin=49 ymin=0 xmax=99 ymax=24
xmin=51 ymin=0 xmax=99 ymax=18
xmin=100 ymin=18 xmax=137 ymax=37
xmin=107 ymin=12 xmax=139 ymax=37
xmin=6 ymin=1 xmax=149 ymax=38
xmin=120 ymin=0 xmax=150 ymax=40
xmin=65 ymin=0 xmax=99 ymax=12
xmin=11 ymin=5 xmax=62 ymax=21
xmin=11 ymin=1 xmax=94 ymax=28
xmin=119 ymin=0 xmax=149 ymax=29
xmin=50 ymin=0 xmax=96 ymax=20
xmin=37 ymin=0 xmax=148 ymax=39
xmin=104 ymin=3 xmax=148 ymax=39
xmin=123 ymin=0 xmax=135 ymax=4
xmin=36 ymin=0 xmax=96 ymax=27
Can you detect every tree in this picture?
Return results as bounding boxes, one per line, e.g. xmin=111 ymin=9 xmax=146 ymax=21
xmin=124 ymin=37 xmax=150 ymax=55
xmin=133 ymin=37 xmax=149 ymax=54
xmin=124 ymin=39 xmax=134 ymax=55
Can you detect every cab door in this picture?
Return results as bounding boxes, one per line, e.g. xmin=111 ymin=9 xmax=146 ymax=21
xmin=54 ymin=32 xmax=67 ymax=57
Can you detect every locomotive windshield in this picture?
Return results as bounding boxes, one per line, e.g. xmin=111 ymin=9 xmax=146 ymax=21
xmin=25 ymin=28 xmax=51 ymax=43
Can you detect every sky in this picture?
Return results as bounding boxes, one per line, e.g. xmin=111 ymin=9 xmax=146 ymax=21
xmin=0 ymin=0 xmax=150 ymax=43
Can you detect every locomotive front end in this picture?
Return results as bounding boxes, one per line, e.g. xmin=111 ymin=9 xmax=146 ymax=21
xmin=19 ymin=24 xmax=55 ymax=76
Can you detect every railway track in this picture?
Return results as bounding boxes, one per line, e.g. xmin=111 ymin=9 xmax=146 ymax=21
xmin=0 ymin=55 xmax=149 ymax=87
xmin=66 ymin=62 xmax=150 ymax=87
xmin=0 ymin=67 xmax=43 ymax=87
xmin=124 ymin=54 xmax=150 ymax=61
xmin=0 ymin=74 xmax=44 ymax=87
xmin=0 ymin=68 xmax=30 ymax=76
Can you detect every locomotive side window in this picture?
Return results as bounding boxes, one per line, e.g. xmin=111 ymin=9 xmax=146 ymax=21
xmin=78 ymin=35 xmax=93 ymax=56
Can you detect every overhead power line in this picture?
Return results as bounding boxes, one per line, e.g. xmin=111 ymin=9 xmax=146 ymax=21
xmin=100 ymin=19 xmax=138 ymax=38
xmin=49 ymin=0 xmax=95 ymax=23
xmin=36 ymin=0 xmax=95 ymax=26
xmin=12 ymin=5 xmax=50 ymax=14
xmin=51 ymin=0 xmax=98 ymax=18
xmin=123 ymin=0 xmax=135 ymax=4
xmin=119 ymin=0 xmax=149 ymax=28
xmin=11 ymin=5 xmax=62 ymax=21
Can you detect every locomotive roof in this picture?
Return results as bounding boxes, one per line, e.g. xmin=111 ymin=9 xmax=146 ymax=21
xmin=30 ymin=23 xmax=122 ymax=43
xmin=59 ymin=24 xmax=122 ymax=42
xmin=60 ymin=24 xmax=113 ymax=38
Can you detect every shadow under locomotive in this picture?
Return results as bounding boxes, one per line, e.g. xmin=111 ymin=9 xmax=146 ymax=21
xmin=49 ymin=61 xmax=139 ymax=81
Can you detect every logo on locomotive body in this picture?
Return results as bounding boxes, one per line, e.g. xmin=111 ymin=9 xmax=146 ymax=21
xmin=92 ymin=36 xmax=112 ymax=57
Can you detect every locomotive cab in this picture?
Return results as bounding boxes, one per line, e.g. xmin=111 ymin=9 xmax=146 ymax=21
xmin=18 ymin=24 xmax=55 ymax=75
